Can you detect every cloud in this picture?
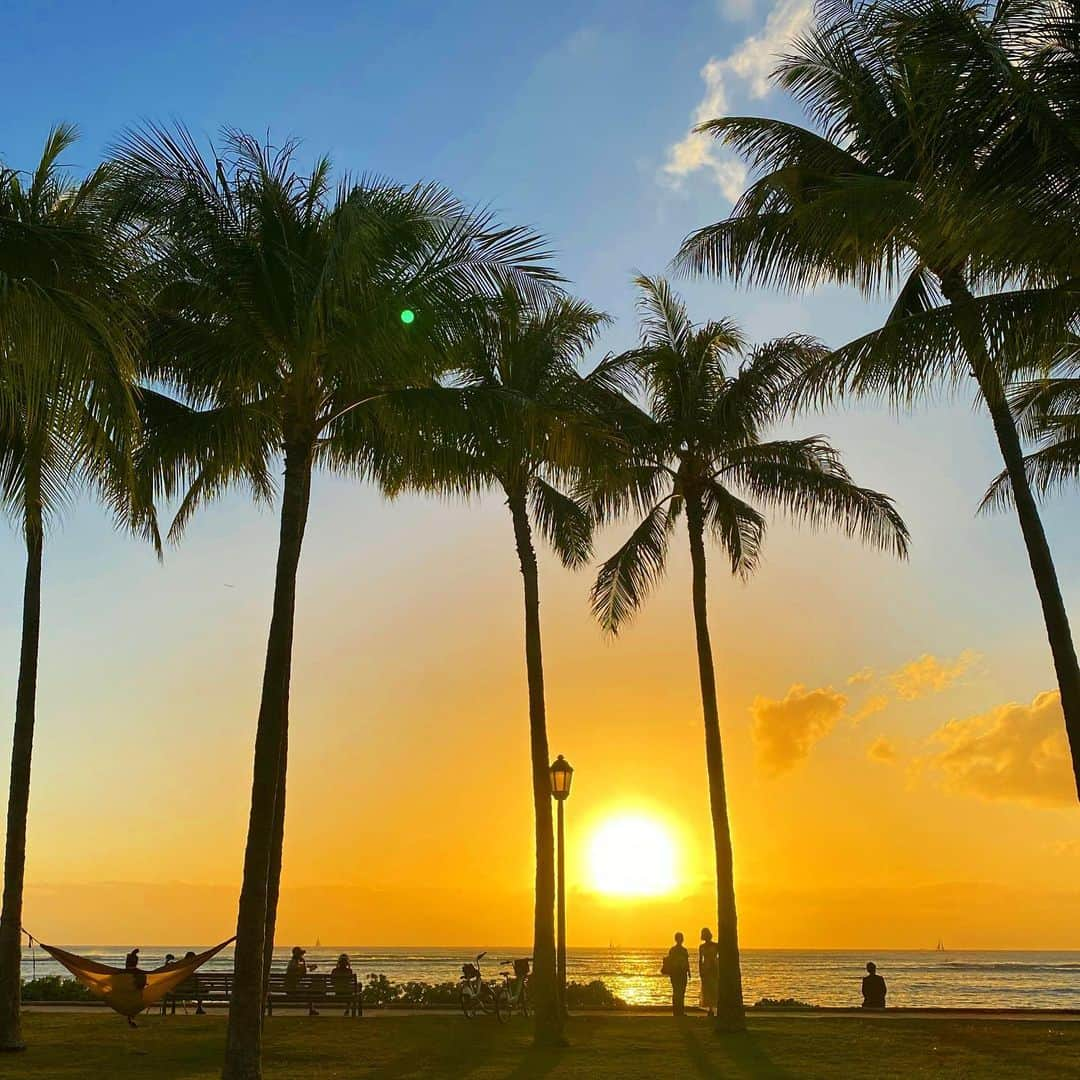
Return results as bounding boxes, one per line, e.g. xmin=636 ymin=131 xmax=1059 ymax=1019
xmin=752 ymin=683 xmax=847 ymax=774
xmin=722 ymin=0 xmax=758 ymax=19
xmin=867 ymin=735 xmax=898 ymax=764
xmin=847 ymin=667 xmax=876 ymax=686
xmin=927 ymin=691 xmax=1075 ymax=808
xmin=1048 ymin=839 xmax=1080 ymax=856
xmin=890 ymin=651 xmax=977 ymax=701
xmin=664 ymin=0 xmax=812 ymax=196
xmin=852 ymin=694 xmax=889 ymax=724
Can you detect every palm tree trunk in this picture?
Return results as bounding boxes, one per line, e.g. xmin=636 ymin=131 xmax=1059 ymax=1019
xmin=260 ymin=736 xmax=287 ymax=1002
xmin=685 ymin=491 xmax=745 ymax=1033
xmin=0 ymin=525 xmax=44 ymax=1053
xmin=261 ymin=450 xmax=312 ymax=998
xmin=938 ymin=271 xmax=1080 ymax=800
xmin=223 ymin=441 xmax=313 ymax=1080
xmin=507 ymin=485 xmax=563 ymax=1047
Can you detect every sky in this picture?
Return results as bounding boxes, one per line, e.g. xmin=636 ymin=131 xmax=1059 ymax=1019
xmin=2 ymin=0 xmax=1079 ymax=950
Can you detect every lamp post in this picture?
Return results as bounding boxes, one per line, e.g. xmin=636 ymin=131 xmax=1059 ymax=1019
xmin=549 ymin=754 xmax=573 ymax=1015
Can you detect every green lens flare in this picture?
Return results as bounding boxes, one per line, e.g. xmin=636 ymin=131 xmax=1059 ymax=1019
xmin=400 ymin=309 xmax=415 ymax=325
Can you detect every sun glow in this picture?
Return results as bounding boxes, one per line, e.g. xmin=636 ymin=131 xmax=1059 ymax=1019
xmin=587 ymin=814 xmax=678 ymax=897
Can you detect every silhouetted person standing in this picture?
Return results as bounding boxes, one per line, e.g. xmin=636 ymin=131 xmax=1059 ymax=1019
xmin=698 ymin=927 xmax=719 ymax=1017
xmin=862 ymin=961 xmax=886 ymax=1008
xmin=665 ymin=932 xmax=691 ymax=1015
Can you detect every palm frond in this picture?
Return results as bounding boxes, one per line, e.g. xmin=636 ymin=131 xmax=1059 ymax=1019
xmin=529 ymin=476 xmax=592 ymax=569
xmin=590 ymin=499 xmax=676 ymax=635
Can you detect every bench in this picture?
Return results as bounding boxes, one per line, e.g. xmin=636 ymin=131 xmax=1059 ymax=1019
xmin=161 ymin=970 xmax=361 ymax=1017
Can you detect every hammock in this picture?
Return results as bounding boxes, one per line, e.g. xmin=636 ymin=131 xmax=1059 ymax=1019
xmin=34 ymin=936 xmax=235 ymax=1019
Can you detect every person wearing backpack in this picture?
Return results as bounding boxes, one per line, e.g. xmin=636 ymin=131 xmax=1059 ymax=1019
xmin=661 ymin=932 xmax=691 ymax=1015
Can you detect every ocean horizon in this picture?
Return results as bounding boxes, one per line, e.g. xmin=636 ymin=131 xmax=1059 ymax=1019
xmin=22 ymin=946 xmax=1080 ymax=1009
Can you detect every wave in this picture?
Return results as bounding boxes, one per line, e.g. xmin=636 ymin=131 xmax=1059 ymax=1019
xmin=941 ymin=962 xmax=1080 ymax=972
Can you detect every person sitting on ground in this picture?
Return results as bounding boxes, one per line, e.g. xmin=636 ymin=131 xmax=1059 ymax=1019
xmin=664 ymin=932 xmax=691 ymax=1016
xmin=862 ymin=961 xmax=887 ymax=1008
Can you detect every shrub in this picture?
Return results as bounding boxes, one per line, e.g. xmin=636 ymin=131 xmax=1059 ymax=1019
xmin=358 ymin=974 xmax=626 ymax=1009
xmin=21 ymin=976 xmax=94 ymax=1002
xmin=753 ymin=996 xmax=817 ymax=1009
xmin=565 ymin=979 xmax=627 ymax=1009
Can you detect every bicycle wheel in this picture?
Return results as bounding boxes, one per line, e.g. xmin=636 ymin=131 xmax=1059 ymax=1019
xmin=518 ymin=985 xmax=530 ymax=1017
xmin=495 ymin=986 xmax=511 ymax=1023
xmin=460 ymin=988 xmax=476 ymax=1018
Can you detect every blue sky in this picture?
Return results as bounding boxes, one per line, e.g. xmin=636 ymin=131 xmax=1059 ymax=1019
xmin=4 ymin=1 xmax=1080 ymax=944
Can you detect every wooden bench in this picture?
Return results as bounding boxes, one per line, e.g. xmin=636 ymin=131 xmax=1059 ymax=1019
xmin=161 ymin=970 xmax=361 ymax=1017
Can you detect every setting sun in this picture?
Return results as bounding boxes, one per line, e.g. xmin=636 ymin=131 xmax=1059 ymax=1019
xmin=587 ymin=814 xmax=678 ymax=897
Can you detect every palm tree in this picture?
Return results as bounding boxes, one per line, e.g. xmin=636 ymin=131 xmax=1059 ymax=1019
xmin=588 ymin=277 xmax=908 ymax=1033
xmin=674 ymin=0 xmax=1080 ymax=797
xmin=0 ymin=125 xmax=145 ymax=1052
xmin=117 ymin=126 xmax=556 ymax=1080
xmin=983 ymin=348 xmax=1080 ymax=510
xmin=376 ymin=288 xmax=609 ymax=1045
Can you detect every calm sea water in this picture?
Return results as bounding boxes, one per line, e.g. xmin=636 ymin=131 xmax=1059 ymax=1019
xmin=21 ymin=946 xmax=1080 ymax=1009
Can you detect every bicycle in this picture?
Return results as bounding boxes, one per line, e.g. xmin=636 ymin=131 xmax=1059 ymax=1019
xmin=495 ymin=957 xmax=531 ymax=1022
xmin=459 ymin=952 xmax=500 ymax=1019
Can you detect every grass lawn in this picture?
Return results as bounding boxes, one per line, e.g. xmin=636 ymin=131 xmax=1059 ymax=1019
xmin=5 ymin=1012 xmax=1076 ymax=1079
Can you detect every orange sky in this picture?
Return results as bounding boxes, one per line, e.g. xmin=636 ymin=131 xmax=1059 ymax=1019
xmin=8 ymin=402 xmax=1080 ymax=948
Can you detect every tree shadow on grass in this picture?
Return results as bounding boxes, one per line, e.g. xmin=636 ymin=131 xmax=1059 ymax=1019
xmin=679 ymin=1019 xmax=797 ymax=1079
xmin=502 ymin=1042 xmax=567 ymax=1079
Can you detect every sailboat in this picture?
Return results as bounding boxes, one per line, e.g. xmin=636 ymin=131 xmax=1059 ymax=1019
xmin=314 ymin=937 xmax=321 ymax=949
xmin=936 ymin=939 xmax=945 ymax=952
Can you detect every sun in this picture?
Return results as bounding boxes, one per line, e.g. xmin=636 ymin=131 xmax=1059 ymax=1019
xmin=587 ymin=813 xmax=678 ymax=897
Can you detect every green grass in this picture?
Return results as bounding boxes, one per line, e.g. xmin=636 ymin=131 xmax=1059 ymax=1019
xmin=5 ymin=1012 xmax=1077 ymax=1078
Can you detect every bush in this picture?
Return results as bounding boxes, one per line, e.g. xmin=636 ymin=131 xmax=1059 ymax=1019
xmin=359 ymin=974 xmax=626 ymax=1009
xmin=753 ymin=996 xmax=817 ymax=1010
xmin=21 ymin=976 xmax=94 ymax=1002
xmin=565 ymin=980 xmax=627 ymax=1009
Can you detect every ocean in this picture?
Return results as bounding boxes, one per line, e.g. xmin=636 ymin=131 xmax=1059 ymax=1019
xmin=21 ymin=946 xmax=1080 ymax=1009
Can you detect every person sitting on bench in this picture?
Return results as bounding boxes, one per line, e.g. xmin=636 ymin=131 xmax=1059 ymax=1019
xmin=286 ymin=946 xmax=319 ymax=1014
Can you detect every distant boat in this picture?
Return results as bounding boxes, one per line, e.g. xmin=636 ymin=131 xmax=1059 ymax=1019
xmin=314 ymin=937 xmax=321 ymax=949
xmin=936 ymin=939 xmax=945 ymax=952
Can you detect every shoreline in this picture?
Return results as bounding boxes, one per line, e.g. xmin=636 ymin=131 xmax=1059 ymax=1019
xmin=22 ymin=1002 xmax=1080 ymax=1020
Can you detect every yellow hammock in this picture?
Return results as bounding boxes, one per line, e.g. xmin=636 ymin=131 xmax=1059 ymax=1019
xmin=36 ymin=937 xmax=235 ymax=1021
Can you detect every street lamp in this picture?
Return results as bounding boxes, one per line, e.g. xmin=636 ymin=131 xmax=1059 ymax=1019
xmin=549 ymin=754 xmax=573 ymax=1014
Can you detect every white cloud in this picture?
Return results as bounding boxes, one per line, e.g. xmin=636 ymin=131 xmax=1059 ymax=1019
xmin=721 ymin=0 xmax=758 ymax=20
xmin=663 ymin=0 xmax=812 ymax=196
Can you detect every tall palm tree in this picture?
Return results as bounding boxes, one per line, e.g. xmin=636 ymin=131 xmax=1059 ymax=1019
xmin=0 ymin=125 xmax=145 ymax=1052
xmin=376 ymin=288 xmax=610 ymax=1045
xmin=983 ymin=346 xmax=1080 ymax=509
xmin=118 ymin=126 xmax=556 ymax=1080
xmin=674 ymin=0 xmax=1080 ymax=797
xmin=588 ymin=277 xmax=908 ymax=1033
